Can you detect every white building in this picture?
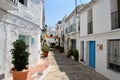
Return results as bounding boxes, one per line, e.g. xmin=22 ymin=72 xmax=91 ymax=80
xmin=78 ymin=0 xmax=120 ymax=80
xmin=57 ymin=5 xmax=84 ymax=55
xmin=55 ymin=21 xmax=63 ymax=46
xmin=65 ymin=11 xmax=77 ymax=52
xmin=46 ymin=28 xmax=56 ymax=46
xmin=61 ymin=16 xmax=67 ymax=53
xmin=63 ymin=5 xmax=83 ymax=54
xmin=0 ymin=0 xmax=44 ymax=79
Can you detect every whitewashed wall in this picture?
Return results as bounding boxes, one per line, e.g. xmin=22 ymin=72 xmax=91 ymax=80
xmin=79 ymin=32 xmax=120 ymax=80
xmin=9 ymin=0 xmax=43 ymax=27
xmin=93 ymin=0 xmax=111 ymax=34
xmin=80 ymin=11 xmax=88 ymax=37
xmin=0 ymin=0 xmax=43 ymax=79
xmin=0 ymin=22 xmax=6 ymax=76
xmin=92 ymin=0 xmax=120 ymax=80
xmin=110 ymin=0 xmax=118 ymax=13
xmin=0 ymin=11 xmax=41 ymax=79
xmin=64 ymin=11 xmax=80 ymax=56
xmin=79 ymin=0 xmax=120 ymax=80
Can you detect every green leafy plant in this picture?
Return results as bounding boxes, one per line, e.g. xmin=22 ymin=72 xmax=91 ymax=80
xmin=73 ymin=49 xmax=79 ymax=61
xmin=67 ymin=49 xmax=73 ymax=58
xmin=55 ymin=45 xmax=60 ymax=49
xmin=11 ymin=40 xmax=30 ymax=71
xmin=50 ymin=42 xmax=56 ymax=48
xmin=60 ymin=46 xmax=64 ymax=53
xmin=42 ymin=43 xmax=50 ymax=52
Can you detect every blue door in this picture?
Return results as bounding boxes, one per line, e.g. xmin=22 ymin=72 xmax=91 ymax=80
xmin=89 ymin=41 xmax=96 ymax=68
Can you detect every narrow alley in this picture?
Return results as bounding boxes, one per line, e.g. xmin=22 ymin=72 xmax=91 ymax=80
xmin=42 ymin=50 xmax=109 ymax=80
xmin=0 ymin=0 xmax=120 ymax=80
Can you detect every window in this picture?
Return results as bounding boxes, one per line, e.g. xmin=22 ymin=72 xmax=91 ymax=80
xmin=111 ymin=11 xmax=120 ymax=30
xmin=19 ymin=35 xmax=30 ymax=51
xmin=107 ymin=39 xmax=120 ymax=72
xmin=19 ymin=35 xmax=29 ymax=45
xmin=31 ymin=37 xmax=34 ymax=45
xmin=19 ymin=0 xmax=27 ymax=6
xmin=88 ymin=21 xmax=93 ymax=34
xmin=66 ymin=27 xmax=69 ymax=34
xmin=19 ymin=0 xmax=24 ymax=4
xmin=19 ymin=35 xmax=25 ymax=42
xmin=66 ymin=28 xmax=67 ymax=34
xmin=87 ymin=9 xmax=93 ymax=34
xmin=111 ymin=0 xmax=120 ymax=30
xmin=71 ymin=39 xmax=76 ymax=50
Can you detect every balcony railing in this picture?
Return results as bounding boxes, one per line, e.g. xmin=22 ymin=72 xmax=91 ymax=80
xmin=0 ymin=0 xmax=18 ymax=10
xmin=111 ymin=11 xmax=120 ymax=30
xmin=9 ymin=0 xmax=18 ymax=5
xmin=88 ymin=21 xmax=93 ymax=34
xmin=66 ymin=28 xmax=69 ymax=34
xmin=70 ymin=23 xmax=76 ymax=32
xmin=78 ymin=24 xmax=80 ymax=31
xmin=65 ymin=23 xmax=77 ymax=34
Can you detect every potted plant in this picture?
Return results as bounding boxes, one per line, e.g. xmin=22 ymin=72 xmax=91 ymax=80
xmin=50 ymin=42 xmax=56 ymax=48
xmin=73 ymin=49 xmax=79 ymax=61
xmin=59 ymin=46 xmax=64 ymax=53
xmin=10 ymin=40 xmax=30 ymax=80
xmin=41 ymin=43 xmax=50 ymax=57
xmin=67 ymin=49 xmax=73 ymax=58
xmin=55 ymin=45 xmax=60 ymax=50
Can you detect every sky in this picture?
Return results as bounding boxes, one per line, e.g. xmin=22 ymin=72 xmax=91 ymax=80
xmin=45 ymin=0 xmax=91 ymax=28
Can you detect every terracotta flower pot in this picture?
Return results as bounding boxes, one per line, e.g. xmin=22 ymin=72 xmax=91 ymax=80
xmin=11 ymin=68 xmax=29 ymax=80
xmin=43 ymin=52 xmax=49 ymax=57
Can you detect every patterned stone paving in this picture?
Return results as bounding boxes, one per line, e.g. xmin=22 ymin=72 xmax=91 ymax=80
xmin=42 ymin=50 xmax=109 ymax=80
xmin=63 ymin=72 xmax=92 ymax=80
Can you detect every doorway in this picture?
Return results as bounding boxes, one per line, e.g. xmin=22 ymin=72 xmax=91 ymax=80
xmin=89 ymin=41 xmax=96 ymax=68
xmin=81 ymin=41 xmax=84 ymax=62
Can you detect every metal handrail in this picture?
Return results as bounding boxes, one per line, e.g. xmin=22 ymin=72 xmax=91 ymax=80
xmin=9 ymin=0 xmax=18 ymax=5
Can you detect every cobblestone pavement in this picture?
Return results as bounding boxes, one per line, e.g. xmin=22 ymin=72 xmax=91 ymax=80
xmin=42 ymin=50 xmax=109 ymax=80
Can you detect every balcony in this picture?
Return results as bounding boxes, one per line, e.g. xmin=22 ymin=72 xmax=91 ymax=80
xmin=66 ymin=28 xmax=69 ymax=34
xmin=69 ymin=23 xmax=76 ymax=32
xmin=111 ymin=11 xmax=120 ymax=30
xmin=65 ymin=23 xmax=76 ymax=34
xmin=0 ymin=0 xmax=18 ymax=11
